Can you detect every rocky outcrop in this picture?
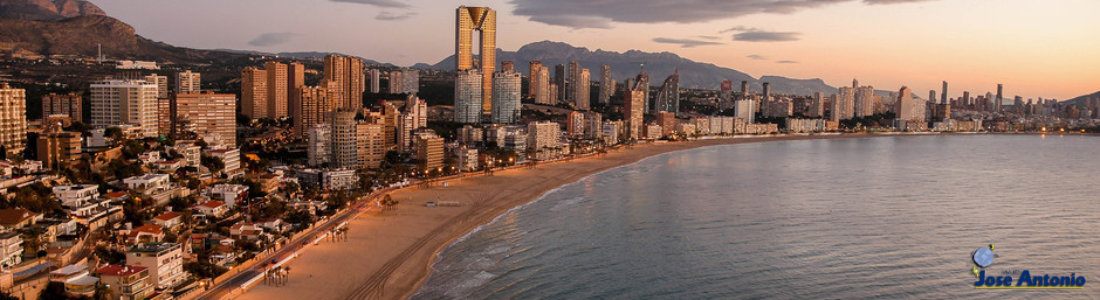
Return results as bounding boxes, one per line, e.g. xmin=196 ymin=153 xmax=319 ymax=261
xmin=0 ymin=0 xmax=105 ymax=21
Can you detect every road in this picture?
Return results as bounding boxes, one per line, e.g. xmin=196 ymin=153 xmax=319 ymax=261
xmin=197 ymin=189 xmax=391 ymax=300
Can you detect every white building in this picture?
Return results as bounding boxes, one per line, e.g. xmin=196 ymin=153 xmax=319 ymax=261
xmin=170 ymin=143 xmax=201 ymax=167
xmin=176 ymin=70 xmax=201 ymax=94
xmin=52 ymin=184 xmax=100 ymax=207
xmin=204 ymin=147 xmax=242 ymax=178
xmin=734 ymin=99 xmax=755 ymax=124
xmin=208 ymin=184 xmax=248 ymax=207
xmin=454 ymin=69 xmax=483 ymax=124
xmin=126 ymin=243 xmax=187 ymax=290
xmin=323 ymin=169 xmax=357 ymax=190
xmin=307 ymin=123 xmax=331 ymax=167
xmin=0 ymin=230 xmax=22 ymax=268
xmin=123 ymin=174 xmax=171 ymax=193
xmin=527 ymin=121 xmax=560 ymax=160
xmin=91 ymin=80 xmax=159 ymax=137
xmin=491 ymin=69 xmax=522 ymax=124
xmin=456 ymin=147 xmax=479 ymax=171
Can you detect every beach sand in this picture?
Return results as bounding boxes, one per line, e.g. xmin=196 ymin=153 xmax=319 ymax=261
xmin=236 ymin=134 xmax=870 ymax=300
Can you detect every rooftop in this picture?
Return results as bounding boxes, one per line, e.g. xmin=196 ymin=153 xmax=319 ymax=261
xmin=95 ymin=265 xmax=147 ymax=277
xmin=152 ymin=212 xmax=182 ymax=221
xmin=128 ymin=242 xmax=179 ymax=253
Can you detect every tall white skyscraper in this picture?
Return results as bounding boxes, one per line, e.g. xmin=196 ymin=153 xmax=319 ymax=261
xmin=91 ymin=80 xmax=160 ymax=137
xmin=575 ymin=68 xmax=590 ymax=110
xmin=535 ymin=67 xmax=551 ymax=105
xmin=328 ymin=111 xmax=358 ymax=169
xmin=454 ymin=69 xmax=483 ymax=123
xmin=734 ymin=99 xmax=755 ymax=124
xmin=492 ymin=69 xmax=522 ymax=124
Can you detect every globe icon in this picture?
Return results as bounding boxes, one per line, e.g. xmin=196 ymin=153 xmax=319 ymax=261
xmin=973 ymin=247 xmax=994 ymax=267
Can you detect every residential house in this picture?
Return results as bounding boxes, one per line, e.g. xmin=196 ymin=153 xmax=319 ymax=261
xmin=191 ymin=201 xmax=228 ymax=219
xmin=126 ymin=224 xmax=165 ymax=245
xmin=49 ymin=265 xmax=98 ymax=297
xmin=151 ymin=212 xmax=183 ymax=232
xmin=125 ymin=243 xmax=187 ymax=290
xmin=95 ymin=265 xmax=153 ymax=300
xmin=0 ymin=209 xmax=37 ymax=229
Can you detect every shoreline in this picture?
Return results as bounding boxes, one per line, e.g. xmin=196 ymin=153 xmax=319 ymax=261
xmin=234 ymin=133 xmax=927 ymax=300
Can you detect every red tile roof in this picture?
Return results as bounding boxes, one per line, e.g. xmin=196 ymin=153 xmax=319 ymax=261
xmin=153 ymin=212 xmax=182 ymax=221
xmin=196 ymin=201 xmax=226 ymax=209
xmin=0 ymin=209 xmax=34 ymax=226
xmin=129 ymin=224 xmax=164 ymax=236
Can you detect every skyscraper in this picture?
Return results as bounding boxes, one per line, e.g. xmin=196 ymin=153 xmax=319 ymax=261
xmin=575 ymin=68 xmax=591 ymax=110
xmin=307 ymin=123 xmax=330 ymax=167
xmin=996 ymin=84 xmax=1004 ymax=111
xmin=599 ymin=65 xmax=612 ymax=105
xmin=454 ymin=69 xmax=483 ymax=123
xmin=369 ymin=69 xmax=381 ymax=93
xmin=0 ymin=83 xmax=27 ymax=157
xmin=834 ymin=87 xmax=855 ymax=121
xmin=535 ymin=66 xmax=551 ymax=105
xmin=655 ymin=71 xmax=679 ymax=113
xmin=740 ymin=81 xmax=749 ymax=98
xmin=554 ymin=64 xmax=567 ymax=104
xmin=568 ymin=61 xmax=580 ymax=104
xmin=293 ymin=84 xmax=333 ymax=138
xmin=719 ymin=79 xmax=733 ymax=110
xmin=356 ymin=122 xmax=385 ymax=169
xmin=389 ymin=70 xmax=404 ymax=94
xmin=624 ymin=88 xmax=645 ymax=139
xmin=264 ymin=61 xmax=289 ymax=118
xmin=735 ymin=100 xmax=755 ymax=124
xmin=173 ymin=92 xmax=237 ymax=146
xmin=528 ymin=61 xmax=542 ymax=99
xmin=855 ymin=86 xmax=875 ymax=117
xmin=633 ymin=73 xmax=650 ymax=113
xmin=456 ymin=6 xmax=496 ymax=112
xmin=811 ymin=92 xmax=824 ymax=118
xmin=929 ymin=90 xmax=937 ymax=103
xmin=328 ymin=111 xmax=358 ymax=169
xmin=176 ymin=70 xmax=200 ymax=94
xmin=762 ymin=82 xmax=771 ymax=104
xmin=941 ymin=81 xmax=949 ymax=105
xmin=90 ymin=80 xmax=159 ymax=137
xmin=241 ymin=67 xmax=267 ymax=119
xmin=324 ymin=55 xmax=365 ymax=111
xmin=401 ymin=69 xmax=419 ymax=96
xmin=492 ymin=69 xmax=522 ymax=124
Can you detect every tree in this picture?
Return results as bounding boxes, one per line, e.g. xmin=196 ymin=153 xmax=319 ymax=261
xmin=201 ymin=156 xmax=225 ymax=173
xmin=0 ymin=291 xmax=18 ymax=300
xmin=38 ymin=282 xmax=68 ymax=300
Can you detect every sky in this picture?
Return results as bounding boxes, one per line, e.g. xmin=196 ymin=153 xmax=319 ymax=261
xmin=91 ymin=0 xmax=1100 ymax=100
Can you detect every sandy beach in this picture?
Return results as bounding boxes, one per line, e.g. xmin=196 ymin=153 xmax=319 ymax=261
xmin=236 ymin=134 xmax=875 ymax=300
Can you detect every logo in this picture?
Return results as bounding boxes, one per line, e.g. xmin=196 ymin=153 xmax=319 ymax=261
xmin=970 ymin=244 xmax=1086 ymax=289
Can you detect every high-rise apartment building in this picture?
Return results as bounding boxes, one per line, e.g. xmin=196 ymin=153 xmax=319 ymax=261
xmin=293 ymin=84 xmax=334 ymax=138
xmin=0 ymin=83 xmax=27 ymax=157
xmin=896 ymin=86 xmax=925 ymax=122
xmin=356 ymin=122 xmax=385 ymax=169
xmin=527 ymin=121 xmax=560 ymax=158
xmin=566 ymin=111 xmax=584 ymax=138
xmin=176 ymin=70 xmax=200 ymax=94
xmin=413 ymin=131 xmax=444 ymax=172
xmin=454 ymin=69 xmax=483 ymax=124
xmin=855 ymin=85 xmax=875 ymax=117
xmin=995 ymin=84 xmax=1004 ymax=111
xmin=264 ymin=61 xmax=289 ymax=118
xmin=834 ymin=86 xmax=855 ymax=121
xmin=740 ymin=81 xmax=749 ymax=98
xmin=575 ymin=68 xmax=590 ymax=110
xmin=158 ymin=98 xmax=171 ymax=137
xmin=173 ymin=92 xmax=237 ymax=146
xmin=456 ymin=6 xmax=496 ymax=112
xmin=288 ymin=62 xmax=306 ymax=119
xmin=42 ymin=93 xmax=82 ymax=122
xmin=762 ymin=82 xmax=771 ymax=104
xmin=810 ymin=92 xmax=825 ymax=118
xmin=90 ymin=80 xmax=159 ymax=137
xmin=37 ymin=125 xmax=81 ymax=170
xmin=554 ymin=64 xmax=567 ymax=104
xmin=406 ymin=95 xmax=427 ymax=130
xmin=492 ymin=69 xmax=522 ymax=124
xmin=568 ymin=61 xmax=580 ymax=104
xmin=528 ymin=61 xmax=542 ymax=99
xmin=307 ymin=123 xmax=330 ymax=167
xmin=328 ymin=111 xmax=358 ymax=169
xmin=734 ymin=99 xmax=755 ymax=124
xmin=144 ymin=74 xmax=169 ymax=99
xmin=941 ymin=81 xmax=949 ymax=105
xmin=324 ymin=55 xmax=365 ymax=111
xmin=389 ymin=70 xmax=404 ymax=94
xmin=599 ymin=65 xmax=613 ymax=105
xmin=369 ymin=69 xmax=381 ymax=93
xmin=632 ymin=73 xmax=650 ymax=113
xmin=719 ymin=79 xmax=733 ymax=110
xmin=624 ymin=88 xmax=645 ymax=140
xmin=241 ymin=67 xmax=268 ymax=119
xmin=401 ymin=69 xmax=419 ymax=95
xmin=535 ymin=67 xmax=551 ymax=105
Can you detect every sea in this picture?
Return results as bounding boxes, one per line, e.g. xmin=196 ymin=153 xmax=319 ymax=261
xmin=411 ymin=134 xmax=1100 ymax=300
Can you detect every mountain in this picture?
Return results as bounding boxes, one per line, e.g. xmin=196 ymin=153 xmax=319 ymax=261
xmin=1062 ymin=91 xmax=1100 ymax=106
xmin=0 ymin=0 xmax=103 ymax=21
xmin=417 ymin=41 xmax=839 ymax=96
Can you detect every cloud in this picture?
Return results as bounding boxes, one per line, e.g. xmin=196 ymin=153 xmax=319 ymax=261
xmin=376 ymin=11 xmax=414 ymax=21
xmin=777 ymin=60 xmax=798 ymax=64
xmin=652 ymin=37 xmax=723 ymax=48
xmin=330 ymin=0 xmax=409 ymax=8
xmin=863 ymin=0 xmax=936 ymax=4
xmin=747 ymin=54 xmax=768 ymax=60
xmin=527 ymin=15 xmax=613 ymax=29
xmin=512 ymin=0 xmax=894 ymax=29
xmin=733 ymin=30 xmax=801 ymax=42
xmin=696 ymin=35 xmax=721 ymax=40
xmin=248 ymin=32 xmax=297 ymax=47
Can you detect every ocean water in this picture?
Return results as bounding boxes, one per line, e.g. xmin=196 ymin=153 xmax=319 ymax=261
xmin=411 ymin=135 xmax=1100 ymax=300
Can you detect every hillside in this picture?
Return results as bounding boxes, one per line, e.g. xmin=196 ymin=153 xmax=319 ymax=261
xmin=0 ymin=0 xmax=103 ymax=21
xmin=415 ymin=41 xmax=839 ymax=96
xmin=1062 ymin=91 xmax=1100 ymax=106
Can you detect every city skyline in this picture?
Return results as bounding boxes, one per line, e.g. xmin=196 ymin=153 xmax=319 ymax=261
xmin=87 ymin=0 xmax=1100 ymax=100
